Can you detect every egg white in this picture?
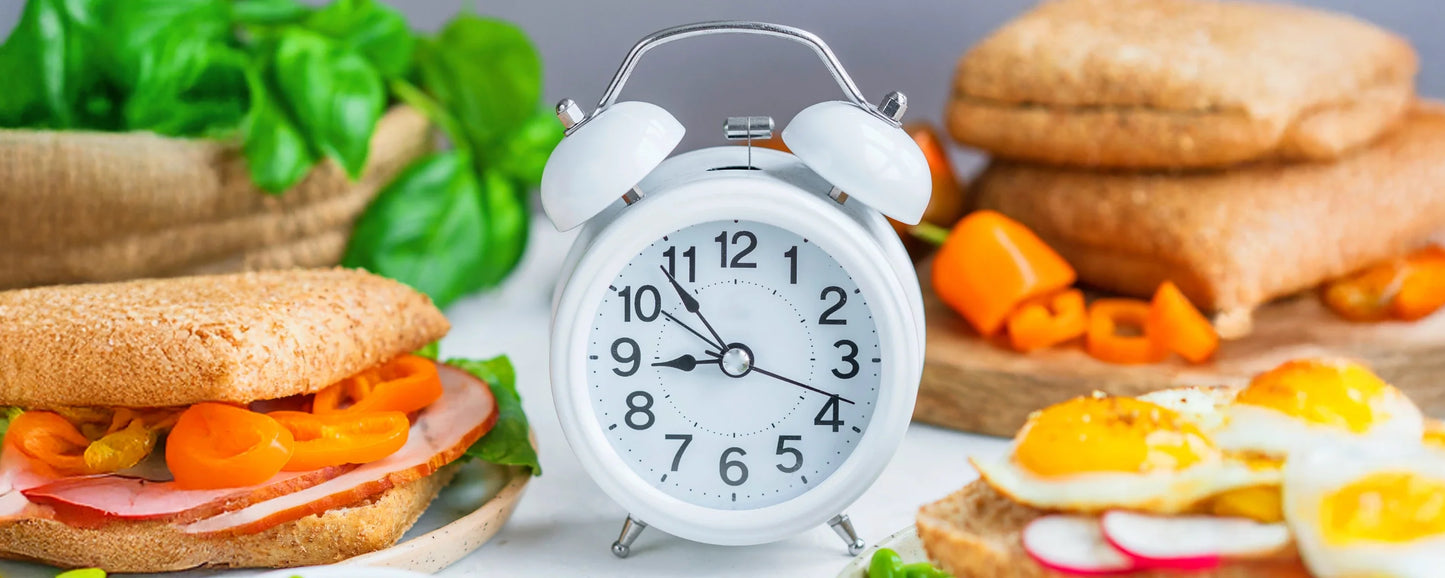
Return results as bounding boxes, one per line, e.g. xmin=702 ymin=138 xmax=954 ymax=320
xmin=1137 ymin=387 xmax=1235 ymax=433
xmin=1284 ymin=443 xmax=1445 ymax=578
xmin=1213 ymin=389 xmax=1423 ymax=458
xmin=971 ymin=451 xmax=1280 ymax=515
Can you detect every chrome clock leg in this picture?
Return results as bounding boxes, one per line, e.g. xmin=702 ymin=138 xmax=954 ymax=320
xmin=611 ymin=515 xmax=648 ymax=558
xmin=828 ymin=513 xmax=866 ymax=556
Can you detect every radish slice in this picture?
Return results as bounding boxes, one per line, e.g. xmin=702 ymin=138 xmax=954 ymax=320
xmin=1022 ymin=514 xmax=1138 ymax=575
xmin=1100 ymin=510 xmax=1291 ymax=570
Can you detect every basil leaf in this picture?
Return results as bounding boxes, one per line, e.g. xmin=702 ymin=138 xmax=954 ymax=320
xmin=413 ymin=341 xmax=439 ymax=360
xmin=124 ymin=40 xmax=248 ymax=137
xmin=470 ymin=169 xmax=528 ymax=289
xmin=0 ymin=0 xmax=107 ymax=128
xmin=101 ymin=0 xmax=231 ymax=92
xmin=231 ymin=0 xmax=311 ymax=25
xmin=0 ymin=407 xmax=22 ymax=443
xmin=272 ymin=30 xmax=384 ymax=179
xmin=305 ymin=0 xmax=414 ymax=79
xmin=242 ymin=62 xmax=316 ymax=194
xmin=491 ymin=109 xmax=563 ymax=190
xmin=449 ymin=356 xmax=540 ymax=475
xmin=342 ymin=151 xmax=488 ymax=307
xmin=416 ymin=16 xmax=541 ymax=161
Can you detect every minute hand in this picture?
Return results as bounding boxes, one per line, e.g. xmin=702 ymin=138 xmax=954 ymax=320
xmin=750 ymin=365 xmax=855 ymax=405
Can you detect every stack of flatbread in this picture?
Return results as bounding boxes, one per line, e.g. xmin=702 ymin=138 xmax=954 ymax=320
xmin=0 ymin=107 xmax=431 ymax=290
xmin=946 ymin=0 xmax=1445 ymax=336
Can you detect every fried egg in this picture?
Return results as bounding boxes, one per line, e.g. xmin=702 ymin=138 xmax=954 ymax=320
xmin=1284 ymin=442 xmax=1445 ymax=578
xmin=972 ymin=393 xmax=1280 ymax=514
xmin=1213 ymin=358 xmax=1423 ymax=458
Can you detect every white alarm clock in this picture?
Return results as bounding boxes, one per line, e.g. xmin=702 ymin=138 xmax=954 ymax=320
xmin=542 ymin=21 xmax=930 ymax=557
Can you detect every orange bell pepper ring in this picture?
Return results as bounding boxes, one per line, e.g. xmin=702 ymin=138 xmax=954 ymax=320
xmin=166 ymin=403 xmax=294 ymax=490
xmin=931 ymin=211 xmax=1076 ymax=336
xmin=5 ymin=411 xmax=91 ymax=475
xmin=1147 ymin=281 xmax=1219 ymax=363
xmin=1392 ymin=245 xmax=1445 ymax=321
xmin=1322 ymin=259 xmax=1407 ymax=322
xmin=1086 ymin=298 xmax=1169 ymax=365
xmin=1005 ymin=289 xmax=1086 ymax=353
xmin=313 ymin=355 xmax=443 ymax=415
xmin=269 ymin=411 xmax=410 ymax=471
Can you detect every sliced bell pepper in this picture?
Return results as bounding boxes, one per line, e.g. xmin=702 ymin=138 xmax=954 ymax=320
xmin=930 ymin=211 xmax=1076 ymax=336
xmin=1085 ymin=298 xmax=1169 ymax=365
xmin=1322 ymin=259 xmax=1408 ymax=322
xmin=166 ymin=403 xmax=294 ymax=490
xmin=1392 ymin=245 xmax=1445 ymax=321
xmin=1004 ymin=289 xmax=1086 ymax=353
xmin=1147 ymin=281 xmax=1220 ymax=363
xmin=4 ymin=411 xmax=91 ymax=475
xmin=269 ymin=411 xmax=411 ymax=471
xmin=313 ymin=354 xmax=443 ymax=415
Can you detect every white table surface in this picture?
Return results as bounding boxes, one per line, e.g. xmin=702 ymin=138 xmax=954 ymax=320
xmin=436 ymin=215 xmax=1008 ymax=577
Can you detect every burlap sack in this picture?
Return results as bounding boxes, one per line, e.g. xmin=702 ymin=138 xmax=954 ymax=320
xmin=0 ymin=106 xmax=431 ymax=288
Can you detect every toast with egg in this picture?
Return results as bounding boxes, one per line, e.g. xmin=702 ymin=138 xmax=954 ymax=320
xmin=917 ymin=481 xmax=1311 ymax=578
xmin=0 ymin=270 xmax=533 ymax=572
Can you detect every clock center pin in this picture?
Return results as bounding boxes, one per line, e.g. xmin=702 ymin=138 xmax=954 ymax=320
xmin=718 ymin=343 xmax=754 ymax=378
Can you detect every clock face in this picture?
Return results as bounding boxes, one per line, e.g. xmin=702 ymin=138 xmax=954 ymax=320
xmin=585 ymin=219 xmax=882 ymax=510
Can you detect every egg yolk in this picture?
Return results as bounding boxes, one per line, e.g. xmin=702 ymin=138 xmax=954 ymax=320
xmin=1321 ymin=471 xmax=1445 ymax=544
xmin=1424 ymin=421 xmax=1445 ymax=449
xmin=1014 ymin=396 xmax=1213 ymax=477
xmin=1235 ymin=358 xmax=1388 ymax=433
xmin=1205 ymin=485 xmax=1284 ymax=523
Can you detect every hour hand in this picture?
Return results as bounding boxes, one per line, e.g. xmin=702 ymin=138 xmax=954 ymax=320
xmin=652 ymin=354 xmax=721 ymax=372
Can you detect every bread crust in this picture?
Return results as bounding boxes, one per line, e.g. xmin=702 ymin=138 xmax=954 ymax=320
xmin=969 ymin=104 xmax=1445 ymax=313
xmin=948 ymin=0 xmax=1417 ymax=168
xmin=0 ymin=465 xmax=456 ymax=572
xmin=0 ymin=268 xmax=450 ymax=408
xmin=917 ymin=481 xmax=1311 ymax=578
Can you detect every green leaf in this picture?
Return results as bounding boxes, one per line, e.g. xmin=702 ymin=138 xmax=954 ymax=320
xmin=491 ymin=109 xmax=563 ymax=189
xmin=272 ymin=30 xmax=384 ymax=179
xmin=448 ymin=356 xmax=540 ymax=475
xmin=231 ymin=0 xmax=311 ymax=25
xmin=342 ymin=151 xmax=489 ymax=307
xmin=123 ymin=39 xmax=249 ymax=136
xmin=0 ymin=407 xmax=22 ymax=443
xmin=416 ymin=16 xmax=541 ymax=161
xmin=413 ymin=341 xmax=439 ymax=360
xmin=471 ymin=169 xmax=529 ymax=289
xmin=101 ymin=0 xmax=231 ymax=93
xmin=0 ymin=0 xmax=107 ymax=128
xmin=305 ymin=0 xmax=414 ymax=79
xmin=242 ymin=62 xmax=316 ymax=194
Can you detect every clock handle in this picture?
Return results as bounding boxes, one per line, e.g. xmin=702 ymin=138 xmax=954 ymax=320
xmin=573 ymin=21 xmax=899 ymax=133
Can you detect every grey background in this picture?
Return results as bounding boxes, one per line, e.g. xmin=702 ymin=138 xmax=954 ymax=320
xmin=1 ymin=0 xmax=1441 ymax=152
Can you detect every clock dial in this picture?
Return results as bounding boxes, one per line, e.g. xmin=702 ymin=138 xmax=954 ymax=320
xmin=586 ymin=219 xmax=882 ymax=510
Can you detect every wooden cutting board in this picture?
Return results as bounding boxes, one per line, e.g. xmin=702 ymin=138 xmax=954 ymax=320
xmin=913 ymin=262 xmax=1445 ymax=437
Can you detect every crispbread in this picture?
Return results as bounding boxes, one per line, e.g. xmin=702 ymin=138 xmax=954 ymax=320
xmin=948 ymin=0 xmax=1417 ymax=168
xmin=969 ymin=104 xmax=1445 ymax=315
xmin=0 ymin=464 xmax=456 ymax=571
xmin=0 ymin=269 xmax=449 ymax=408
xmin=917 ymin=480 xmax=1310 ymax=578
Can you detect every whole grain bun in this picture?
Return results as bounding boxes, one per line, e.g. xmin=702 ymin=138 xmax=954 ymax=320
xmin=947 ymin=0 xmax=1417 ymax=169
xmin=0 ymin=464 xmax=456 ymax=572
xmin=917 ymin=481 xmax=1310 ymax=578
xmin=0 ymin=268 xmax=449 ymax=408
xmin=970 ymin=104 xmax=1445 ymax=315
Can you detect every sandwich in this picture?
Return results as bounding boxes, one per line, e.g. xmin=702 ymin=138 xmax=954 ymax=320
xmin=918 ymin=357 xmax=1445 ymax=577
xmin=0 ymin=269 xmax=538 ymax=572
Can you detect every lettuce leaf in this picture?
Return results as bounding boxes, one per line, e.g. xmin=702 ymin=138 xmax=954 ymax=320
xmin=447 ymin=356 xmax=540 ymax=475
xmin=413 ymin=340 xmax=439 ymax=360
xmin=0 ymin=406 xmax=21 ymax=443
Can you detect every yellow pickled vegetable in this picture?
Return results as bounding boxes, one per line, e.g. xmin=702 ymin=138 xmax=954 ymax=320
xmin=84 ymin=419 xmax=157 ymax=473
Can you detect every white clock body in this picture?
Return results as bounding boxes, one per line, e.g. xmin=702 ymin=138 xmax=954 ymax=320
xmin=550 ymin=146 xmax=924 ymax=545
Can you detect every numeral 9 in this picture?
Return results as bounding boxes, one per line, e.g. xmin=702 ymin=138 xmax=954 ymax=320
xmin=611 ymin=337 xmax=640 ymax=376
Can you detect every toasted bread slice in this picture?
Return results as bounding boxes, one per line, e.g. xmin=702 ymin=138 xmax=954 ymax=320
xmin=970 ymin=104 xmax=1445 ymax=315
xmin=948 ymin=0 xmax=1416 ymax=169
xmin=917 ymin=481 xmax=1310 ymax=578
xmin=0 ymin=269 xmax=449 ymax=408
xmin=0 ymin=464 xmax=456 ymax=572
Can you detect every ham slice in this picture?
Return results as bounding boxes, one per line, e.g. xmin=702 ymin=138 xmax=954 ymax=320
xmin=23 ymin=466 xmax=355 ymax=525
xmin=0 ymin=442 xmax=61 ymax=493
xmin=182 ymin=364 xmax=497 ymax=536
